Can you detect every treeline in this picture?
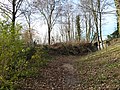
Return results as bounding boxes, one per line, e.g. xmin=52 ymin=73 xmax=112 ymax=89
xmin=0 ymin=0 xmax=119 ymax=47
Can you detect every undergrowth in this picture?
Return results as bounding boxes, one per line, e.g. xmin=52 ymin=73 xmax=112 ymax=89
xmin=0 ymin=18 xmax=51 ymax=90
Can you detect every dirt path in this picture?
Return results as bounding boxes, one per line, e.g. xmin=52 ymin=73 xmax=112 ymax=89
xmin=19 ymin=44 xmax=120 ymax=90
xmin=20 ymin=56 xmax=81 ymax=90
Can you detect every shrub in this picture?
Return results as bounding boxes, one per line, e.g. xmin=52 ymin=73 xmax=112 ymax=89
xmin=45 ymin=42 xmax=97 ymax=55
xmin=0 ymin=19 xmax=27 ymax=89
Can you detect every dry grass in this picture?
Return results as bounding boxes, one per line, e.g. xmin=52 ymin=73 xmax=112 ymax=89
xmin=75 ymin=43 xmax=120 ymax=89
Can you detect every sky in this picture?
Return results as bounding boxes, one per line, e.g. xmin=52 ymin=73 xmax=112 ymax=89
xmin=101 ymin=0 xmax=117 ymax=39
xmin=33 ymin=0 xmax=117 ymax=41
xmin=102 ymin=14 xmax=117 ymax=39
xmin=0 ymin=0 xmax=117 ymax=43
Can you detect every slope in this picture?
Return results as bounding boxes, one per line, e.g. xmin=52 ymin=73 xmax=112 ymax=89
xmin=75 ymin=43 xmax=120 ymax=89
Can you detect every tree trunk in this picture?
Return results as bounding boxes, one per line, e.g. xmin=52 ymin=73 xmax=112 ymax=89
xmin=88 ymin=14 xmax=91 ymax=42
xmin=76 ymin=15 xmax=81 ymax=42
xmin=98 ymin=0 xmax=104 ymax=49
xmin=95 ymin=17 xmax=101 ymax=50
xmin=85 ymin=16 xmax=88 ymax=42
xmin=99 ymin=11 xmax=104 ymax=49
xmin=12 ymin=0 xmax=16 ymax=35
xmin=68 ymin=16 xmax=71 ymax=41
xmin=71 ymin=14 xmax=74 ymax=41
xmin=114 ymin=0 xmax=120 ymax=35
xmin=91 ymin=0 xmax=101 ymax=49
xmin=48 ymin=25 xmax=51 ymax=45
xmin=28 ymin=25 xmax=33 ymax=46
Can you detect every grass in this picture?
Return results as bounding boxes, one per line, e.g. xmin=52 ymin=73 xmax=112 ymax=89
xmin=75 ymin=43 xmax=120 ymax=89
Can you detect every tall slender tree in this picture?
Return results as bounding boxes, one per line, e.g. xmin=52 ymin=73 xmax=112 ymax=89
xmin=33 ymin=0 xmax=62 ymax=45
xmin=76 ymin=15 xmax=81 ymax=41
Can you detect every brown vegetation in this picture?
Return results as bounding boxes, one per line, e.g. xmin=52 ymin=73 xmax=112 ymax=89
xmin=109 ymin=38 xmax=120 ymax=45
xmin=44 ymin=42 xmax=98 ymax=55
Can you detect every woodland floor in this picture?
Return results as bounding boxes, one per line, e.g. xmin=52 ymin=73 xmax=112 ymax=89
xmin=19 ymin=55 xmax=81 ymax=90
xmin=18 ymin=44 xmax=120 ymax=90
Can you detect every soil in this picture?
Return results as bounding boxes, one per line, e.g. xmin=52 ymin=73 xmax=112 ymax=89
xmin=19 ymin=56 xmax=82 ymax=90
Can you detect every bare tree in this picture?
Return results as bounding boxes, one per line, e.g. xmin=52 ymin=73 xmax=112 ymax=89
xmin=33 ymin=0 xmax=62 ymax=45
xmin=0 ymin=0 xmax=24 ymax=34
xmin=60 ymin=1 xmax=75 ymax=42
xmin=21 ymin=0 xmax=35 ymax=46
xmin=79 ymin=0 xmax=95 ymax=43
xmin=79 ymin=0 xmax=111 ymax=49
